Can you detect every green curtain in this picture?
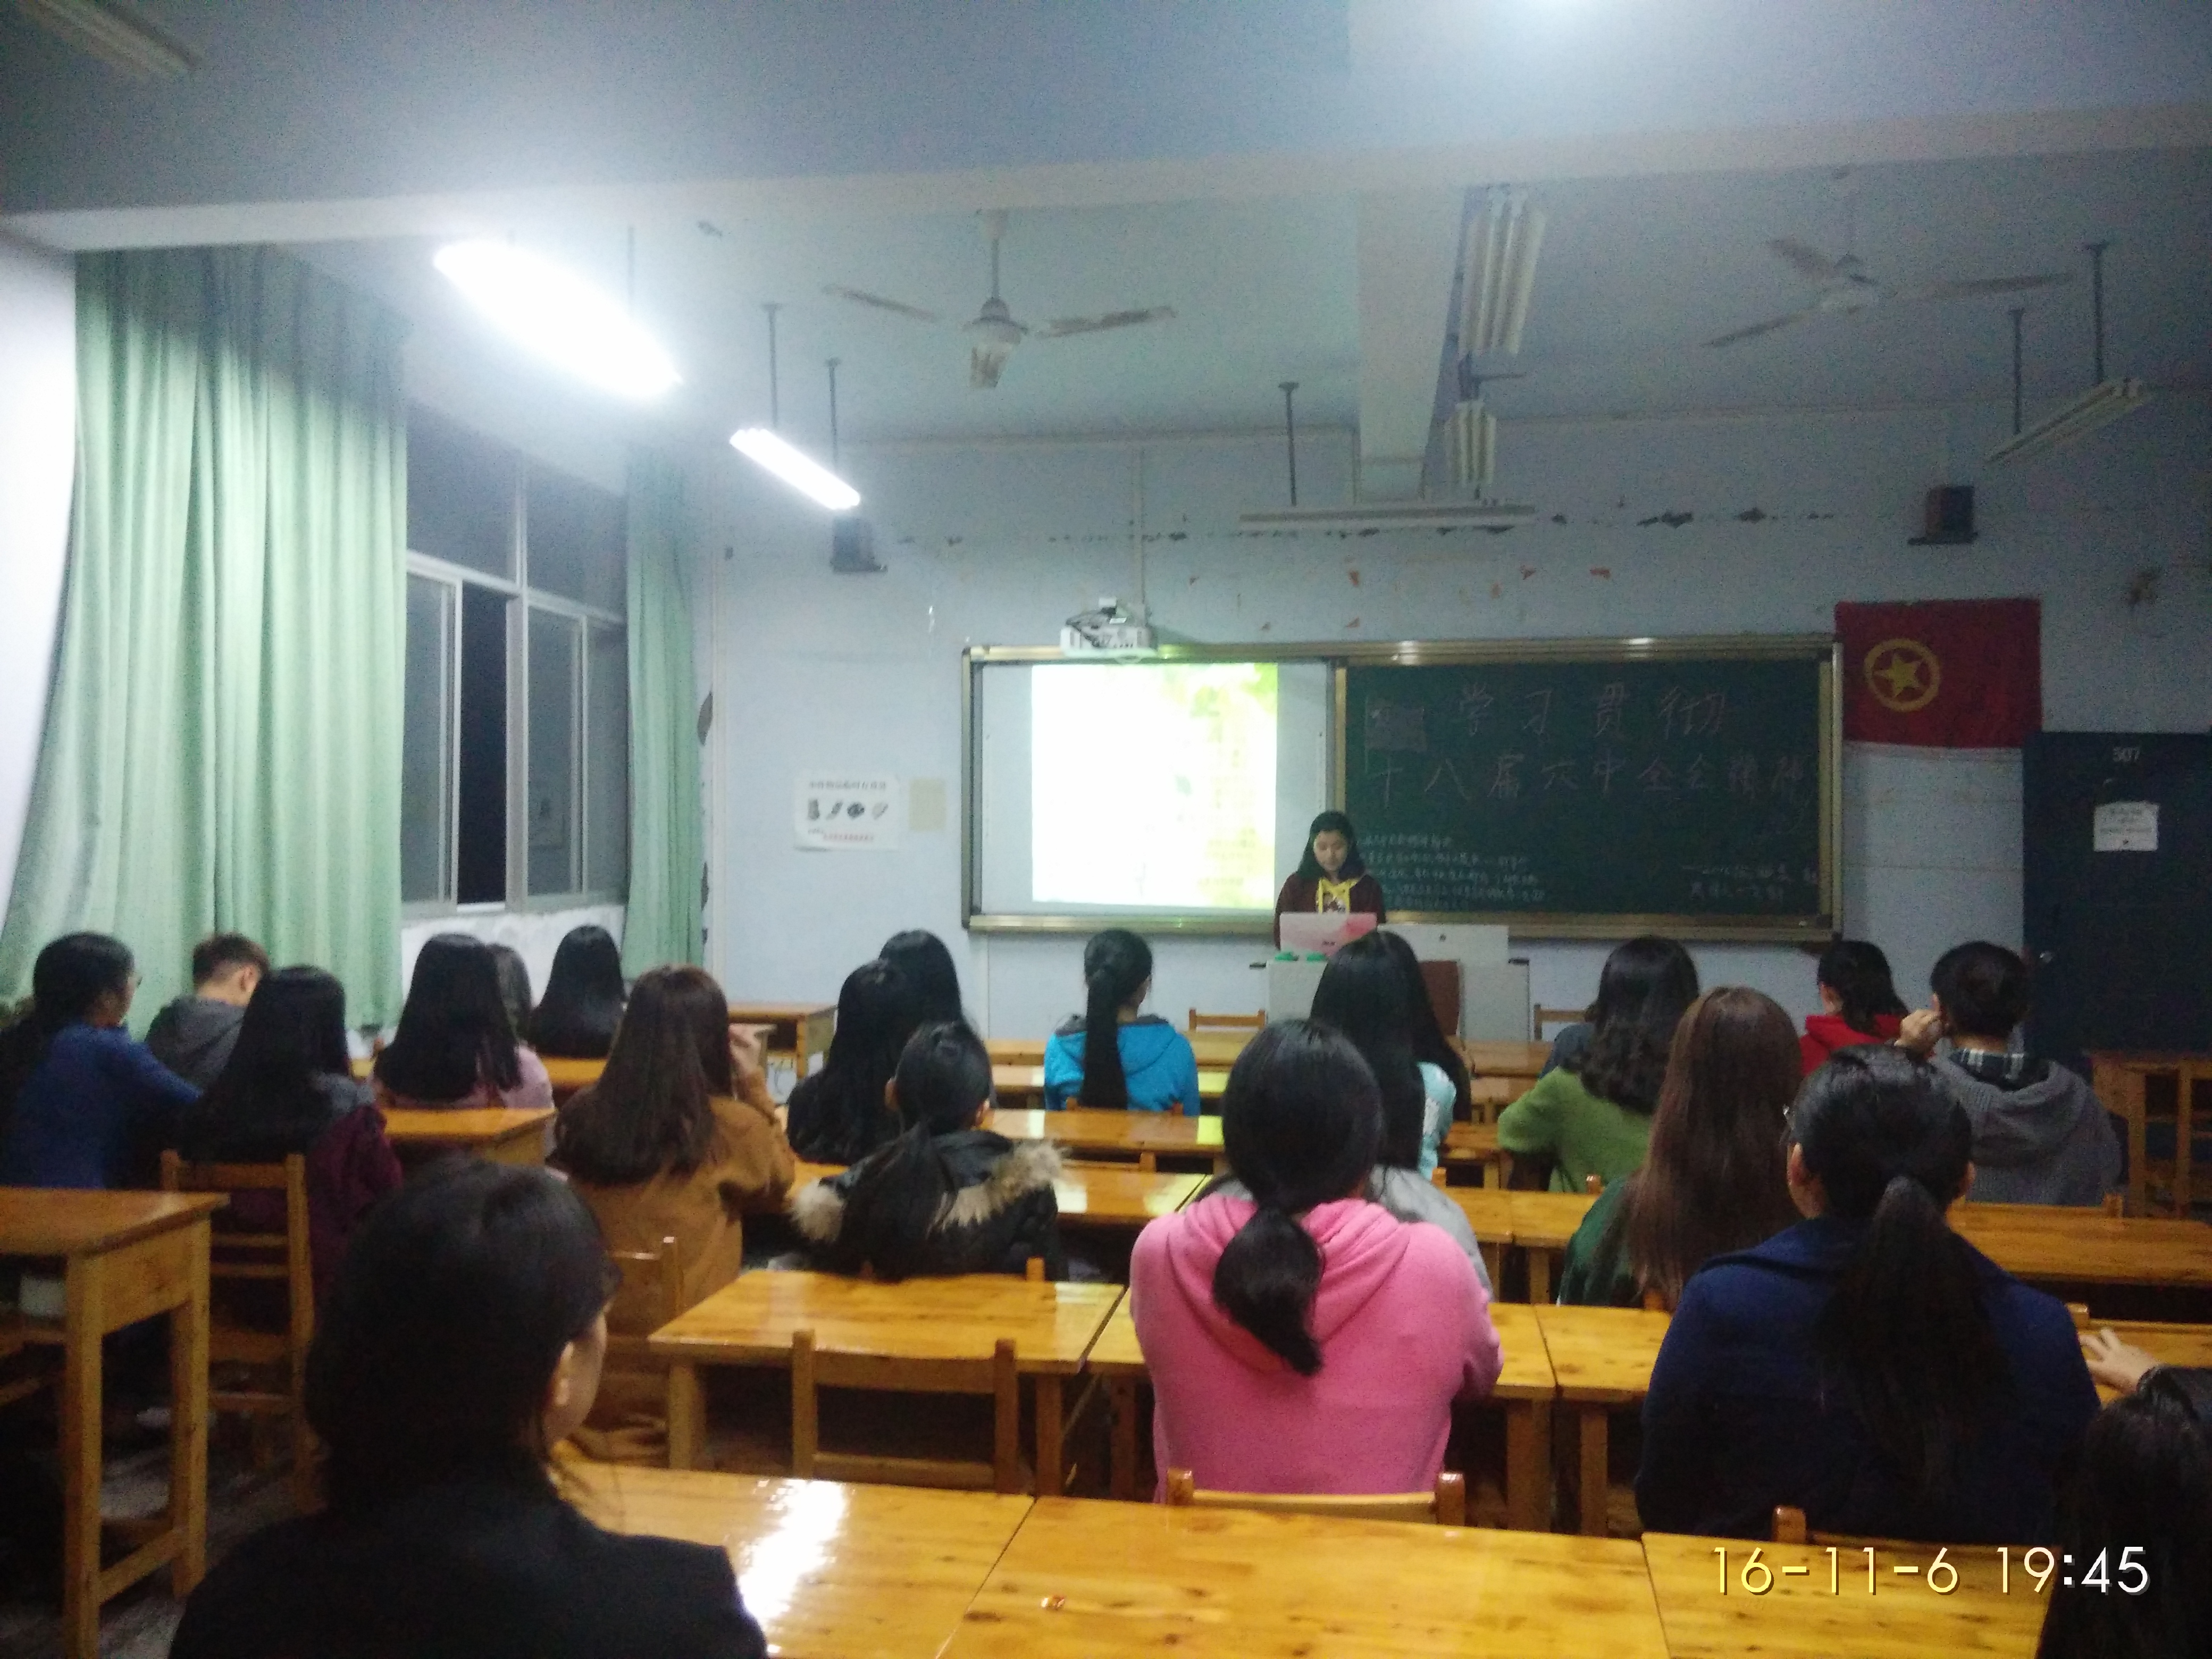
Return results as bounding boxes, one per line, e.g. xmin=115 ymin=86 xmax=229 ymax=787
xmin=0 ymin=247 xmax=408 ymax=1026
xmin=622 ymin=449 xmax=705 ymax=974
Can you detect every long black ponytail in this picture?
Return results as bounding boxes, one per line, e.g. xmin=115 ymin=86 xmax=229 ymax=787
xmin=1211 ymin=1020 xmax=1380 ymax=1376
xmin=1077 ymin=929 xmax=1152 ymax=1110
xmin=1794 ymin=1045 xmax=2009 ymax=1506
xmin=1816 ymin=939 xmax=1908 ymax=1037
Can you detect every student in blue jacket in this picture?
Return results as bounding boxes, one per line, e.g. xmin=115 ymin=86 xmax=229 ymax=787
xmin=1043 ymin=930 xmax=1200 ymax=1116
xmin=1636 ymin=1043 xmax=2099 ymax=1544
xmin=0 ymin=933 xmax=198 ymax=1189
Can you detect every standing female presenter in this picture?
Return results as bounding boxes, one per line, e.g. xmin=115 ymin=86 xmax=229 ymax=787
xmin=1273 ymin=810 xmax=1387 ymax=946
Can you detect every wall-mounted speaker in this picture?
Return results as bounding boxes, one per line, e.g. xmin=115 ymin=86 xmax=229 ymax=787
xmin=1908 ymin=485 xmax=1977 ymax=547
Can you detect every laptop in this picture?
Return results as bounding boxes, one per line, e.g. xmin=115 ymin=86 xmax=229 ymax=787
xmin=1279 ymin=911 xmax=1379 ymax=956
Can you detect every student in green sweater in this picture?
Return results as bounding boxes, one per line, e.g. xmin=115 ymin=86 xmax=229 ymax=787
xmin=1556 ymin=987 xmax=1805 ymax=1306
xmin=1498 ymin=936 xmax=1697 ymax=1193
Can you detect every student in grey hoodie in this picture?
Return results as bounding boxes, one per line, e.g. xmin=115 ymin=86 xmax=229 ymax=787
xmin=145 ymin=933 xmax=270 ymax=1089
xmin=1898 ymin=941 xmax=2122 ymax=1208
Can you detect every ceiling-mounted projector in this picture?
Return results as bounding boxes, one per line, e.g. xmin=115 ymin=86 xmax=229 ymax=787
xmin=1061 ymin=597 xmax=1157 ymax=659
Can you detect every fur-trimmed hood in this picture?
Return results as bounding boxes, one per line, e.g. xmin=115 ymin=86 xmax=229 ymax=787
xmin=791 ymin=1131 xmax=1062 ymax=1246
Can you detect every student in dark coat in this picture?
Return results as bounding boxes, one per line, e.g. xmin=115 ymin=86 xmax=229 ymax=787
xmin=171 ymin=1161 xmax=767 ymax=1659
xmin=1636 ymin=1044 xmax=2100 ymax=1544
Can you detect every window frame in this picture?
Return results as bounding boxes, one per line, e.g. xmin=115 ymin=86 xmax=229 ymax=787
xmin=401 ymin=439 xmax=629 ymax=920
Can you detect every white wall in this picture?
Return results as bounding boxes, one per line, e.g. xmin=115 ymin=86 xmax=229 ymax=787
xmin=399 ymin=903 xmax=624 ymax=1020
xmin=699 ymin=396 xmax=2211 ymax=1036
xmin=0 ymin=233 xmax=76 ymax=912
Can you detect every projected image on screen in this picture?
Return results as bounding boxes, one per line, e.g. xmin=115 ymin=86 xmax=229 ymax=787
xmin=1030 ymin=663 xmax=1278 ymax=909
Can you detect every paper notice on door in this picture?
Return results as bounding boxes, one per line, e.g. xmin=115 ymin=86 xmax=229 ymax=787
xmin=2092 ymin=801 xmax=2159 ymax=852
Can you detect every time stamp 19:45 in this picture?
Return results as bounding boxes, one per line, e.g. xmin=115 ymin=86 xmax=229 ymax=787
xmin=1713 ymin=1546 xmax=2149 ymax=1596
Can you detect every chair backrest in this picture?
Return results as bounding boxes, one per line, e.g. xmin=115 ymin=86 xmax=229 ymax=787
xmin=1165 ymin=1467 xmax=1467 ymax=1527
xmin=791 ymin=1329 xmax=1023 ymax=1494
xmin=603 ymin=1235 xmax=685 ymax=1373
xmin=1187 ymin=1008 xmax=1266 ymax=1035
xmin=1772 ymin=1505 xmax=1923 ymax=1548
xmin=1535 ymin=1005 xmax=1586 ymax=1033
xmin=1585 ymin=1173 xmax=1604 ymax=1195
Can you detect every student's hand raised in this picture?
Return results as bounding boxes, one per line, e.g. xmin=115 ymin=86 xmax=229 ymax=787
xmin=728 ymin=1024 xmax=768 ymax=1091
xmin=2082 ymin=1327 xmax=2162 ymax=1393
xmin=1895 ymin=1008 xmax=1945 ymax=1055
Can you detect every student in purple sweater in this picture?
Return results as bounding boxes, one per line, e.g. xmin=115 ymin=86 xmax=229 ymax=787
xmin=1130 ymin=1019 xmax=1499 ymax=1498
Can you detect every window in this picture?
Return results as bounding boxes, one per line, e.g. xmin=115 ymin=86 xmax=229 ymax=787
xmin=401 ymin=407 xmax=629 ymax=910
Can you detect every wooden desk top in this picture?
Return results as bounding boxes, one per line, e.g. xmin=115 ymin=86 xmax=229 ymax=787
xmin=1509 ymin=1189 xmax=1601 ymax=1250
xmin=984 ymin=1107 xmax=1225 ymax=1155
xmin=987 ymin=1032 xmax=1254 ymax=1068
xmin=1457 ymin=1039 xmax=1553 ymax=1079
xmin=381 ymin=1107 xmax=555 ymax=1148
xmin=727 ymin=1001 xmax=838 ymax=1024
xmin=944 ymin=1496 xmax=1669 ymax=1659
xmin=1951 ymin=1205 xmax=2212 ymax=1288
xmin=648 ymin=1271 xmax=1122 ymax=1375
xmin=2085 ymin=1050 xmax=2212 ymax=1071
xmin=2089 ymin=1318 xmax=2212 ymax=1403
xmin=1488 ymin=1301 xmax=1558 ymax=1402
xmin=1439 ymin=1122 xmax=1502 ymax=1163
xmin=0 ymin=1188 xmax=226 ymax=1257
xmin=1052 ymin=1167 xmax=1204 ymax=1225
xmin=991 ymin=1066 xmax=1231 ymax=1104
xmin=540 ymin=1055 xmax=604 ymax=1095
xmin=568 ymin=1465 xmax=1031 ymax=1659
xmin=1641 ymin=1531 xmax=2045 ymax=1657
xmin=1448 ymin=1186 xmax=1514 ymax=1241
xmin=1534 ymin=1305 xmax=1672 ymax=1405
xmin=1086 ymin=1289 xmax=1143 ymax=1378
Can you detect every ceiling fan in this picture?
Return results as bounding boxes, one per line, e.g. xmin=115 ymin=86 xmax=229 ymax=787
xmin=823 ymin=210 xmax=1175 ymax=388
xmin=1704 ymin=177 xmax=2072 ymax=349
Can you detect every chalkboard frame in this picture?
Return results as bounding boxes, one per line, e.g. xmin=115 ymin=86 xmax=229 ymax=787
xmin=961 ymin=636 xmax=1841 ymax=941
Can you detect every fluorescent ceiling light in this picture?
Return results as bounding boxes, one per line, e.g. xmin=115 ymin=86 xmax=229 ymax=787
xmin=1238 ymin=501 xmax=1535 ymax=532
xmin=1460 ymin=187 xmax=1547 ymax=357
xmin=1984 ymin=378 xmax=2149 ymax=467
xmin=16 ymin=0 xmax=198 ymax=77
xmin=730 ymin=428 xmax=861 ymax=512
xmin=432 ymin=240 xmax=679 ymax=400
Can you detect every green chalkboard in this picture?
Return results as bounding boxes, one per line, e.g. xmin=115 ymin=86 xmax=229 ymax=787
xmin=1338 ymin=640 xmax=1839 ymax=939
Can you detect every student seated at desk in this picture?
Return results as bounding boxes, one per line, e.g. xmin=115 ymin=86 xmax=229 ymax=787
xmin=177 ymin=966 xmax=403 ymax=1302
xmin=792 ymin=1021 xmax=1065 ymax=1280
xmin=1132 ymin=1020 xmax=1499 ymax=1498
xmin=1557 ymin=988 xmax=1802 ymax=1309
xmin=1375 ymin=928 xmax=1475 ymax=1121
xmin=529 ymin=924 xmax=627 ymax=1060
xmin=0 ymin=932 xmax=197 ymax=1189
xmin=785 ymin=959 xmax=918 ymax=1164
xmin=373 ymin=934 xmax=554 ymax=1114
xmin=1043 ymin=929 xmax=1199 ymax=1115
xmin=1798 ymin=939 xmax=1907 ymax=1075
xmin=1498 ymin=935 xmax=1697 ymax=1193
xmin=145 ymin=931 xmax=269 ymax=1090
xmin=172 ymin=1161 xmax=767 ymax=1659
xmin=880 ymin=928 xmax=969 ymax=1028
xmin=1636 ymin=1045 xmax=2100 ymax=1543
xmin=1898 ymin=940 xmax=2122 ymax=1208
xmin=2037 ymin=1350 xmax=2212 ymax=1658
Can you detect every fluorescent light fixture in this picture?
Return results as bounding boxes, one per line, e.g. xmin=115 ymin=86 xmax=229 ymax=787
xmin=1460 ymin=187 xmax=1547 ymax=357
xmin=1984 ymin=378 xmax=2149 ymax=467
xmin=729 ymin=428 xmax=861 ymax=512
xmin=432 ymin=240 xmax=679 ymax=400
xmin=1446 ymin=398 xmax=1497 ymax=495
xmin=16 ymin=0 xmax=198 ymax=77
xmin=1238 ymin=500 xmax=1535 ymax=533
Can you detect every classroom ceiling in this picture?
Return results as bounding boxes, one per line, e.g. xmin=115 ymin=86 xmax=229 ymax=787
xmin=294 ymin=144 xmax=2212 ymax=451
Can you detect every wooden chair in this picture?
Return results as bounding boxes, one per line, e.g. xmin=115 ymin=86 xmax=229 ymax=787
xmin=0 ymin=1323 xmax=55 ymax=1414
xmin=160 ymin=1151 xmax=316 ymax=1507
xmin=791 ymin=1330 xmax=1024 ymax=1495
xmin=1165 ymin=1467 xmax=1468 ymax=1527
xmin=1187 ymin=1009 xmax=1265 ymax=1036
xmin=601 ymin=1235 xmax=685 ymax=1464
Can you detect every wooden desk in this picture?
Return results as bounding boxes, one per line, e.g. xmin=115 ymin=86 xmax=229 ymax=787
xmin=988 ymin=1031 xmax=1254 ymax=1069
xmin=1534 ymin=1304 xmax=1672 ymax=1537
xmin=1457 ymin=1038 xmax=1553 ymax=1083
xmin=788 ymin=1164 xmax=1202 ymax=1236
xmin=648 ymin=1271 xmax=1121 ymax=1494
xmin=1085 ymin=1292 xmax=1149 ymax=1501
xmin=942 ymin=1495 xmax=1670 ymax=1658
xmin=2086 ymin=1317 xmax=2212 ymax=1403
xmin=382 ymin=1106 xmax=555 ymax=1168
xmin=1511 ymin=1189 xmax=1601 ymax=1303
xmin=2089 ymin=1050 xmax=2211 ymax=1219
xmin=1951 ymin=1203 xmax=2212 ymax=1294
xmin=991 ymin=1066 xmax=1230 ymax=1112
xmin=1641 ymin=1531 xmax=2046 ymax=1657
xmin=540 ymin=1055 xmax=604 ymax=1101
xmin=568 ymin=1465 xmax=1031 ymax=1659
xmin=729 ymin=1001 xmax=839 ymax=1082
xmin=1440 ymin=1121 xmax=1505 ymax=1187
xmin=0 ymin=1188 xmax=225 ymax=1659
xmin=984 ymin=1107 xmax=1226 ymax=1170
xmin=1487 ymin=1301 xmax=1558 ymax=1532
xmin=1446 ymin=1186 xmax=1514 ymax=1288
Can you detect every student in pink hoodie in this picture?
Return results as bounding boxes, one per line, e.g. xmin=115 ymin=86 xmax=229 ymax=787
xmin=1129 ymin=1019 xmax=1502 ymax=1498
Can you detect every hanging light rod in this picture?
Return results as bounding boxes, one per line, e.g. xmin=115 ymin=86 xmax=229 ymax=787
xmin=730 ymin=428 xmax=861 ymax=512
xmin=433 ymin=239 xmax=679 ymax=400
xmin=1985 ymin=241 xmax=2148 ymax=468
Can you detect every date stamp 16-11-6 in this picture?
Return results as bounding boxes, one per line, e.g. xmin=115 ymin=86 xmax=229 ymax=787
xmin=1712 ymin=1545 xmax=2149 ymax=1597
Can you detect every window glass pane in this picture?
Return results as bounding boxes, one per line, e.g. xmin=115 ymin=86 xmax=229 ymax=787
xmin=527 ymin=608 xmax=581 ymax=897
xmin=401 ymin=575 xmax=455 ymax=903
xmin=587 ymin=628 xmax=630 ymax=895
xmin=457 ymin=586 xmax=510 ymax=903
xmin=525 ymin=465 xmax=626 ymax=612
xmin=408 ymin=405 xmax=516 ymax=579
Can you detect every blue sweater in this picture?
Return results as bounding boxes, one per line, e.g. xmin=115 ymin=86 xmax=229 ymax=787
xmin=0 ymin=1023 xmax=198 ymax=1188
xmin=1636 ymin=1215 xmax=2099 ymax=1543
xmin=1042 ymin=1016 xmax=1201 ymax=1116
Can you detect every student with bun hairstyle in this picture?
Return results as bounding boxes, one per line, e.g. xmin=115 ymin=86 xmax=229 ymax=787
xmin=171 ymin=1161 xmax=768 ymax=1658
xmin=1799 ymin=939 xmax=1908 ymax=1074
xmin=1043 ymin=929 xmax=1199 ymax=1115
xmin=1636 ymin=1044 xmax=2100 ymax=1541
xmin=373 ymin=934 xmax=554 ymax=1113
xmin=1899 ymin=940 xmax=2122 ymax=1208
xmin=556 ymin=966 xmax=794 ymax=1462
xmin=792 ymin=1021 xmax=1065 ymax=1281
xmin=784 ymin=960 xmax=918 ymax=1164
xmin=878 ymin=929 xmax=968 ymax=1028
xmin=1130 ymin=1020 xmax=1500 ymax=1497
xmin=530 ymin=925 xmax=628 ymax=1060
xmin=1557 ymin=987 xmax=1802 ymax=1309
xmin=1498 ymin=935 xmax=1698 ymax=1192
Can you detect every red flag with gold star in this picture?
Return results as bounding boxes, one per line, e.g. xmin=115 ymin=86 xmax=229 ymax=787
xmin=1834 ymin=598 xmax=2041 ymax=747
